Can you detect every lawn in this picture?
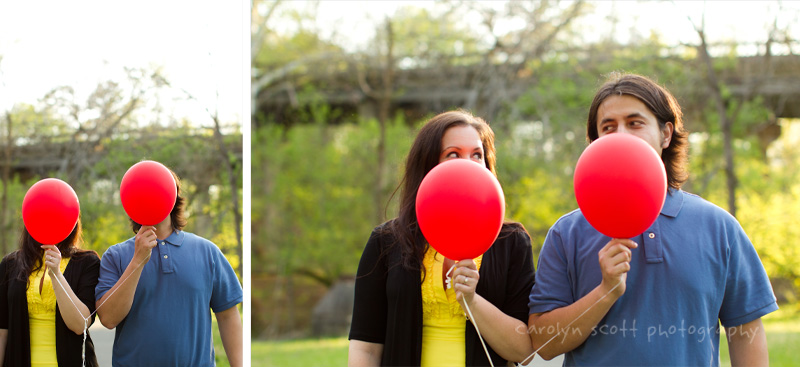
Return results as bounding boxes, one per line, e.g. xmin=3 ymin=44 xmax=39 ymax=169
xmin=253 ymin=304 xmax=800 ymax=366
xmin=252 ymin=337 xmax=349 ymax=367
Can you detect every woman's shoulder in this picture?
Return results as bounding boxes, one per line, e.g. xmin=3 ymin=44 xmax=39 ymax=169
xmin=70 ymin=249 xmax=100 ymax=265
xmin=1 ymin=251 xmax=19 ymax=263
xmin=495 ymin=221 xmax=532 ymax=250
xmin=499 ymin=221 xmax=530 ymax=240
xmin=500 ymin=221 xmax=528 ymax=234
xmin=370 ymin=219 xmax=400 ymax=242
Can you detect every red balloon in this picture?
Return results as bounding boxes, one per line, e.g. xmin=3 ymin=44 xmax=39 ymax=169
xmin=22 ymin=178 xmax=80 ymax=245
xmin=120 ymin=161 xmax=177 ymax=226
xmin=573 ymin=133 xmax=667 ymax=238
xmin=415 ymin=159 xmax=505 ymax=260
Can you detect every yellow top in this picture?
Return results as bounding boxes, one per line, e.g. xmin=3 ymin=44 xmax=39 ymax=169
xmin=27 ymin=255 xmax=70 ymax=367
xmin=420 ymin=246 xmax=483 ymax=367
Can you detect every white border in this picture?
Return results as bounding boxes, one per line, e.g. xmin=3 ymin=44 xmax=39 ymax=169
xmin=242 ymin=0 xmax=252 ymax=365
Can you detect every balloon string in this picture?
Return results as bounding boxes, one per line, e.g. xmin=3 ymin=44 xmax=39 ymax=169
xmin=82 ymin=318 xmax=87 ymax=365
xmin=517 ymin=280 xmax=623 ymax=366
xmin=461 ymin=298 xmax=495 ymax=367
xmin=48 ymin=253 xmax=151 ymax=367
xmin=447 ymin=263 xmax=494 ymax=366
xmin=445 ymin=264 xmax=455 ymax=289
xmin=92 ymin=253 xmax=151 ymax=314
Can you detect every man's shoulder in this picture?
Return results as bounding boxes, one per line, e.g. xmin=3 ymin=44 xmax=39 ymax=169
xmin=678 ymin=190 xmax=737 ymax=222
xmin=102 ymin=237 xmax=136 ymax=256
xmin=550 ymin=208 xmax=589 ymax=233
xmin=179 ymin=231 xmax=217 ymax=249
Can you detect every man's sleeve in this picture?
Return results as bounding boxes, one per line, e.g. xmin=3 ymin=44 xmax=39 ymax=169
xmin=718 ymin=220 xmax=778 ymax=327
xmin=529 ymin=225 xmax=574 ymax=314
xmin=95 ymin=246 xmax=122 ymax=301
xmin=210 ymin=244 xmax=243 ymax=313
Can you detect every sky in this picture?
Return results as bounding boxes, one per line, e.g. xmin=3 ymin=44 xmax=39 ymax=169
xmin=273 ymin=0 xmax=800 ymax=56
xmin=5 ymin=1 xmax=795 ymax=128
xmin=0 ymin=0 xmax=246 ymax=126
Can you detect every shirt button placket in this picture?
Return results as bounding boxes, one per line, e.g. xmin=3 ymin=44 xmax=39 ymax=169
xmin=159 ymin=241 xmax=172 ymax=273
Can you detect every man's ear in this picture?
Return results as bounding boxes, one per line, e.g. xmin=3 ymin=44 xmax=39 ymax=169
xmin=662 ymin=122 xmax=674 ymax=149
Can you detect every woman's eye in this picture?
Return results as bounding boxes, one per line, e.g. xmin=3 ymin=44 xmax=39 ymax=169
xmin=472 ymin=152 xmax=483 ymax=160
xmin=446 ymin=151 xmax=459 ymax=158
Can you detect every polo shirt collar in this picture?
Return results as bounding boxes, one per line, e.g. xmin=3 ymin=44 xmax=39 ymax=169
xmin=661 ymin=188 xmax=684 ymax=218
xmin=163 ymin=230 xmax=185 ymax=246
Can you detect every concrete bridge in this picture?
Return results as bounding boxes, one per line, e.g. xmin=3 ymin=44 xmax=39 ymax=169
xmin=257 ymin=54 xmax=800 ymax=126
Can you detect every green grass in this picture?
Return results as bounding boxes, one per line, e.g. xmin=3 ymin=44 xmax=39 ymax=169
xmin=253 ymin=305 xmax=800 ymax=367
xmin=252 ymin=337 xmax=349 ymax=367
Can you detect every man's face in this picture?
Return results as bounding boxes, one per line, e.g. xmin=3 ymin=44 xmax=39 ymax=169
xmin=595 ymin=94 xmax=673 ymax=156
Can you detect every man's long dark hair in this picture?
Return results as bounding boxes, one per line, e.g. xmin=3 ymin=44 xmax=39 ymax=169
xmin=8 ymin=219 xmax=94 ymax=284
xmin=384 ymin=110 xmax=522 ymax=274
xmin=586 ymin=73 xmax=689 ymax=190
xmin=129 ymin=167 xmax=187 ymax=234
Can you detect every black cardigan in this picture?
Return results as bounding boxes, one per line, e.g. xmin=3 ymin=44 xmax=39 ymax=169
xmin=349 ymin=221 xmax=535 ymax=366
xmin=0 ymin=251 xmax=100 ymax=367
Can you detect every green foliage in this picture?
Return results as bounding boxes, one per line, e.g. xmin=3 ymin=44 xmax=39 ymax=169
xmin=254 ymin=116 xmax=411 ymax=281
xmin=253 ymin=106 xmax=414 ymax=334
xmin=378 ymin=6 xmax=485 ymax=66
xmin=254 ymin=3 xmax=800 ymax=340
xmin=1 ymin=109 xmax=242 ymax=278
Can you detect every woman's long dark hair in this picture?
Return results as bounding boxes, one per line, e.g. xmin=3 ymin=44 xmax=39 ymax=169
xmin=384 ymin=110 xmax=522 ymax=274
xmin=8 ymin=218 xmax=94 ymax=284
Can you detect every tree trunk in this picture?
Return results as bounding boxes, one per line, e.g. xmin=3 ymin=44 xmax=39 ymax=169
xmin=696 ymin=29 xmax=737 ymax=217
xmin=212 ymin=120 xmax=243 ymax=276
xmin=374 ymin=18 xmax=394 ymax=224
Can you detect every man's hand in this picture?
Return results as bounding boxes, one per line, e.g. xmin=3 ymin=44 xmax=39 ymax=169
xmin=133 ymin=226 xmax=157 ymax=262
xmin=598 ymin=239 xmax=637 ymax=298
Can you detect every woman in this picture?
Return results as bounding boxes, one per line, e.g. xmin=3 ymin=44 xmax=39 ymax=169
xmin=348 ymin=110 xmax=536 ymax=366
xmin=0 ymin=218 xmax=100 ymax=367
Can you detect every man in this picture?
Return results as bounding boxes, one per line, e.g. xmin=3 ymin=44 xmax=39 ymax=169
xmin=95 ymin=168 xmax=243 ymax=367
xmin=527 ymin=73 xmax=777 ymax=366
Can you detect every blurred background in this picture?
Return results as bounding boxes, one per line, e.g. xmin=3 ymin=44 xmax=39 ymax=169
xmin=1 ymin=2 xmax=244 ymax=365
xmin=253 ymin=0 xmax=800 ymax=365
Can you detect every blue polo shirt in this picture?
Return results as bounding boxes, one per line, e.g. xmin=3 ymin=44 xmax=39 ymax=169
xmin=95 ymin=230 xmax=242 ymax=367
xmin=529 ymin=189 xmax=777 ymax=366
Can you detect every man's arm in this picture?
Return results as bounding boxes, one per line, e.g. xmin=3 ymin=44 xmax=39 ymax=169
xmin=727 ymin=318 xmax=768 ymax=367
xmin=528 ymin=239 xmax=636 ymax=360
xmin=96 ymin=226 xmax=156 ymax=329
xmin=216 ymin=305 xmax=242 ymax=367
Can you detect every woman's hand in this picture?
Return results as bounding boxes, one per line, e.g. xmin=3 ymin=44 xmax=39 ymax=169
xmin=41 ymin=244 xmax=62 ymax=276
xmin=452 ymin=259 xmax=480 ymax=305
